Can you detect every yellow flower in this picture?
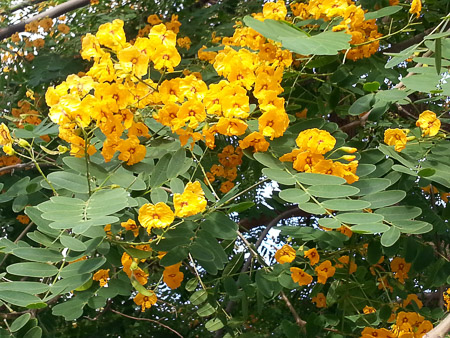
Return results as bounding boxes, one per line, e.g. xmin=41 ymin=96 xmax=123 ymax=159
xmin=220 ymin=181 xmax=235 ymax=193
xmin=117 ymin=45 xmax=150 ymax=78
xmin=258 ymin=109 xmax=289 ymax=140
xmin=216 ymin=117 xmax=248 ymax=136
xmin=133 ymin=268 xmax=149 ymax=285
xmin=163 ymin=263 xmax=184 ymax=289
xmin=96 ymin=19 xmax=126 ymax=51
xmin=315 ymin=260 xmax=335 ymax=284
xmin=410 ymin=0 xmax=422 ymax=18
xmin=296 ymin=128 xmax=336 ymax=154
xmin=336 ymin=255 xmax=357 ymax=274
xmin=152 ymin=45 xmax=181 ymax=72
xmin=173 ymin=182 xmax=207 ymax=218
xmin=138 ymin=202 xmax=174 ymax=232
xmin=293 ymin=151 xmax=324 ymax=172
xmin=363 ymin=305 xmax=376 ymax=314
xmin=2 ymin=144 xmax=15 ymax=156
xmin=390 ymin=257 xmax=411 ymax=284
xmin=290 ymin=267 xmax=313 ymax=286
xmin=121 ymin=219 xmax=140 ymax=237
xmin=384 ymin=128 xmax=407 ymax=152
xmin=263 ymin=0 xmax=287 ymax=20
xmin=93 ymin=269 xmax=110 ymax=287
xmin=416 ymin=110 xmax=441 ymax=136
xmin=311 ymin=293 xmax=326 ymax=308
xmin=16 ymin=215 xmax=30 ymax=224
xmin=134 ymin=292 xmax=157 ymax=312
xmin=274 ymin=244 xmax=296 ymax=264
xmin=304 ymin=248 xmax=320 ymax=266
xmin=147 ymin=14 xmax=162 ymax=25
xmin=0 ymin=123 xmax=12 ymax=146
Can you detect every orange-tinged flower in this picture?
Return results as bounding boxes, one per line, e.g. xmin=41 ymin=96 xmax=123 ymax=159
xmin=239 ymin=132 xmax=269 ymax=152
xmin=360 ymin=327 xmax=394 ymax=338
xmin=402 ymin=294 xmax=423 ymax=309
xmin=163 ymin=263 xmax=184 ymax=289
xmin=121 ymin=219 xmax=140 ymax=237
xmin=312 ymin=293 xmax=326 ymax=308
xmin=275 ymin=244 xmax=296 ymax=264
xmin=416 ymin=110 xmax=441 ymax=136
xmin=304 ymin=248 xmax=320 ymax=266
xmin=117 ymin=136 xmax=146 ymax=165
xmin=133 ymin=267 xmax=149 ymax=285
xmin=219 ymin=181 xmax=234 ymax=193
xmin=93 ymin=269 xmax=110 ymax=287
xmin=138 ymin=202 xmax=174 ymax=232
xmin=290 ymin=267 xmax=313 ymax=286
xmin=410 ymin=0 xmax=422 ymax=18
xmin=336 ymin=255 xmax=357 ymax=274
xmin=134 ymin=292 xmax=157 ymax=312
xmin=384 ymin=128 xmax=407 ymax=152
xmin=178 ymin=100 xmax=206 ymax=129
xmin=153 ymin=45 xmax=181 ymax=72
xmin=390 ymin=257 xmax=411 ymax=284
xmin=173 ymin=181 xmax=207 ymax=218
xmin=128 ymin=122 xmax=150 ymax=139
xmin=296 ymin=128 xmax=336 ymax=154
xmin=315 ymin=260 xmax=335 ymax=284
xmin=147 ymin=14 xmax=162 ymax=25
xmin=396 ymin=311 xmax=423 ymax=331
xmin=121 ymin=252 xmax=133 ymax=276
xmin=363 ymin=305 xmax=376 ymax=314
xmin=16 ymin=215 xmax=30 ymax=224
xmin=293 ymin=151 xmax=324 ymax=172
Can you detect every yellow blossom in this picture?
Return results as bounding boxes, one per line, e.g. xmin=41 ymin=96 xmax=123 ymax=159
xmin=416 ymin=110 xmax=441 ymax=137
xmin=274 ymin=244 xmax=296 ymax=264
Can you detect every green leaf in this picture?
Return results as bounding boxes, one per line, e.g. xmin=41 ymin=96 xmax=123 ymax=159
xmin=60 ymin=257 xmax=106 ymax=278
xmin=381 ymin=227 xmax=400 ymax=247
xmin=10 ymin=313 xmax=31 ymax=332
xmin=47 ymin=171 xmax=90 ymax=193
xmin=201 ymin=212 xmax=237 ymax=240
xmin=150 ymin=187 xmax=168 ymax=204
xmin=170 ymin=178 xmax=185 ymax=194
xmin=7 ymin=262 xmax=58 ymax=277
xmin=279 ymin=188 xmax=310 ymax=204
xmin=296 ymin=173 xmax=346 ymax=185
xmin=0 ymin=291 xmax=41 ymax=307
xmin=0 ymin=282 xmax=49 ymax=294
xmin=52 ymin=298 xmax=85 ymax=320
xmin=318 ymin=217 xmax=341 ymax=229
xmin=281 ymin=31 xmax=351 ymax=56
xmin=160 ymin=247 xmax=188 ymax=267
xmin=23 ymin=326 xmax=42 ymax=338
xmin=51 ymin=274 xmax=92 ymax=294
xmin=363 ymin=81 xmax=380 ymax=92
xmin=385 ymin=43 xmax=420 ymax=68
xmin=365 ymin=6 xmax=402 ymax=20
xmin=197 ymin=303 xmax=216 ymax=317
xmin=367 ymin=241 xmax=382 ymax=265
xmin=243 ymin=16 xmax=305 ymax=42
xmin=351 ymin=223 xmax=390 ymax=234
xmin=185 ymin=279 xmax=198 ymax=292
xmin=298 ymin=202 xmax=327 ymax=215
xmin=190 ymin=290 xmax=208 ymax=305
xmin=228 ymin=202 xmax=255 ymax=213
xmin=307 ymin=185 xmax=359 ymax=198
xmin=86 ymin=188 xmax=129 ymax=217
xmin=12 ymin=248 xmax=63 ymax=263
xmin=348 ymin=94 xmax=374 ymax=116
xmin=191 ymin=243 xmax=215 ymax=262
xmin=374 ymin=206 xmax=422 ymax=221
xmin=262 ymin=168 xmax=296 ymax=185
xmin=401 ymin=73 xmax=441 ymax=93
xmin=356 ymin=164 xmax=376 ymax=177
xmin=205 ymin=318 xmax=224 ymax=332
xmin=321 ymin=199 xmax=371 ymax=211
xmin=351 ymin=178 xmax=391 ymax=196
xmin=60 ymin=235 xmax=87 ymax=252
xmin=418 ymin=168 xmax=436 ymax=177
xmin=167 ymin=148 xmax=186 ymax=179
xmin=361 ymin=190 xmax=406 ymax=209
xmin=253 ymin=152 xmax=283 ymax=169
xmin=392 ymin=220 xmax=433 ymax=234
xmin=435 ymin=38 xmax=441 ymax=74
xmin=150 ymin=153 xmax=171 ymax=187
xmin=336 ymin=213 xmax=384 ymax=224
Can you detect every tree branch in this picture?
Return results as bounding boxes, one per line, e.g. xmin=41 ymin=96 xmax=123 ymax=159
xmin=0 ymin=0 xmax=90 ymax=40
xmin=0 ymin=162 xmax=55 ymax=175
xmin=110 ymin=309 xmax=183 ymax=338
xmin=3 ymin=0 xmax=47 ymax=14
xmin=383 ymin=27 xmax=435 ymax=54
xmin=424 ymin=314 xmax=450 ymax=338
xmin=280 ymin=291 xmax=306 ymax=328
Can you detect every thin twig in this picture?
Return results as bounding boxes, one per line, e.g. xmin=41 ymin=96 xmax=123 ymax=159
xmin=280 ymin=291 xmax=306 ymax=328
xmin=110 ymin=308 xmax=183 ymax=338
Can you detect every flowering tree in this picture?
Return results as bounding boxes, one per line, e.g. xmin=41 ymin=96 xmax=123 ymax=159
xmin=0 ymin=0 xmax=449 ymax=337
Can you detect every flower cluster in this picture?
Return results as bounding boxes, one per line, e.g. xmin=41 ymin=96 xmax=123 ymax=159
xmin=290 ymin=0 xmax=382 ymax=61
xmin=205 ymin=145 xmax=243 ymax=193
xmin=280 ymin=128 xmax=359 ymax=184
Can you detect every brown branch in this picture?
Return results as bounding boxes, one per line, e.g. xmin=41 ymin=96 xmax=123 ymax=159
xmin=110 ymin=308 xmax=183 ymax=338
xmin=3 ymin=0 xmax=47 ymax=14
xmin=280 ymin=291 xmax=306 ymax=328
xmin=383 ymin=27 xmax=435 ymax=54
xmin=424 ymin=314 xmax=450 ymax=338
xmin=0 ymin=0 xmax=90 ymax=40
xmin=0 ymin=162 xmax=55 ymax=175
